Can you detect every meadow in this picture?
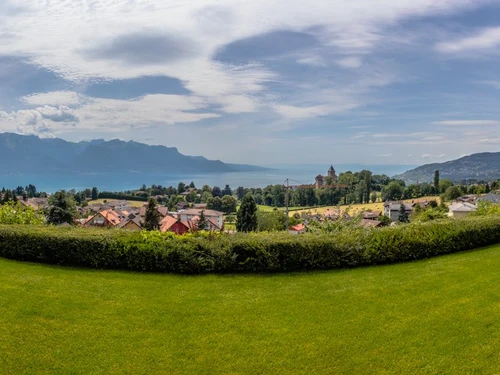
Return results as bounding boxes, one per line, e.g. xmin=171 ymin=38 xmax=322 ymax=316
xmin=1 ymin=243 xmax=499 ymax=374
xmin=87 ymin=199 xmax=145 ymax=207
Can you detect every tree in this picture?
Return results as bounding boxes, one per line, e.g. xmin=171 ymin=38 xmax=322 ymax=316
xmin=444 ymin=186 xmax=462 ymax=201
xmin=91 ymin=187 xmax=98 ymax=200
xmin=438 ymin=179 xmax=452 ymax=194
xmin=47 ymin=191 xmax=76 ymax=225
xmin=212 ymin=186 xmax=222 ymax=198
xmin=382 ymin=181 xmax=404 ymax=201
xmin=434 ymin=170 xmax=440 ymax=194
xmin=1 ymin=189 xmax=13 ymax=204
xmin=221 ymin=195 xmax=237 ymax=214
xmin=207 ymin=196 xmax=222 ymax=211
xmin=222 ymin=184 xmax=232 ymax=197
xmin=189 ymin=181 xmax=196 ymax=189
xmin=236 ymin=186 xmax=246 ymax=200
xmin=236 ymin=194 xmax=257 ymax=232
xmin=143 ymin=198 xmax=160 ymax=231
xmin=398 ymin=204 xmax=409 ymax=223
xmin=370 ymin=191 xmax=378 ymax=203
xmin=177 ymin=182 xmax=186 ymax=194
xmin=197 ymin=210 xmax=207 ymax=230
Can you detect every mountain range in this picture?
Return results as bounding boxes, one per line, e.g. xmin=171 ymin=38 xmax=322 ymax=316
xmin=394 ymin=152 xmax=500 ymax=182
xmin=0 ymin=133 xmax=264 ymax=175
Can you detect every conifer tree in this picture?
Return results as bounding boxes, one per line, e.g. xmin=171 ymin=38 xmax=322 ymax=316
xmin=236 ymin=193 xmax=258 ymax=232
xmin=197 ymin=210 xmax=207 ymax=231
xmin=398 ymin=203 xmax=409 ymax=223
xmin=144 ymin=198 xmax=160 ymax=231
xmin=47 ymin=191 xmax=76 ymax=225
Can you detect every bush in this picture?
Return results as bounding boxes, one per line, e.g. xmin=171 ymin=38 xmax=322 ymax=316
xmin=1 ymin=216 xmax=500 ymax=274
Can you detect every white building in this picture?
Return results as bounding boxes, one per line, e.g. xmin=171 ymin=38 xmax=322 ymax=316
xmin=448 ymin=202 xmax=476 ymax=218
xmin=179 ymin=209 xmax=224 ymax=229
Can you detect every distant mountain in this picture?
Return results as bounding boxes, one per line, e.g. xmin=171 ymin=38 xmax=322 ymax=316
xmin=0 ymin=133 xmax=265 ymax=175
xmin=393 ymin=152 xmax=500 ymax=183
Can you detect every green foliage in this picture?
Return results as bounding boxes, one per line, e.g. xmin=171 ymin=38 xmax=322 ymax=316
xmin=378 ymin=215 xmax=392 ymax=226
xmin=382 ymin=181 xmax=404 ymax=201
xmin=411 ymin=207 xmax=449 ymax=223
xmin=444 ymin=186 xmax=462 ymax=201
xmin=257 ymin=209 xmax=287 ymax=232
xmin=0 ymin=202 xmax=45 ymax=225
xmin=47 ymin=191 xmax=76 ymax=225
xmin=143 ymin=198 xmax=160 ymax=231
xmin=1 ymin=216 xmax=500 ymax=274
xmin=434 ymin=170 xmax=440 ymax=193
xmin=439 ymin=179 xmax=453 ymax=194
xmin=472 ymin=201 xmax=500 ymax=216
xmin=398 ymin=204 xmax=409 ymax=223
xmin=237 ymin=194 xmax=258 ymax=232
xmin=221 ymin=195 xmax=237 ymax=214
xmin=197 ymin=210 xmax=207 ymax=230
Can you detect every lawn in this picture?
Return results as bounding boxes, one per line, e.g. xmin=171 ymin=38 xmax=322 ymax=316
xmin=290 ymin=195 xmax=441 ymax=216
xmin=87 ymin=199 xmax=145 ymax=207
xmin=1 ymin=244 xmax=500 ymax=374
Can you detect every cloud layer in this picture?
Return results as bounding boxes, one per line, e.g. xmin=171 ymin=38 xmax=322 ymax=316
xmin=0 ymin=0 xmax=499 ymax=164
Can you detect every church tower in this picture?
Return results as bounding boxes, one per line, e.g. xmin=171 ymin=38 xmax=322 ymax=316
xmin=327 ymin=165 xmax=338 ymax=182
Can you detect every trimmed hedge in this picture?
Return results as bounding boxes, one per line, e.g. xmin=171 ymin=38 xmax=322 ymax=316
xmin=1 ymin=216 xmax=500 ymax=274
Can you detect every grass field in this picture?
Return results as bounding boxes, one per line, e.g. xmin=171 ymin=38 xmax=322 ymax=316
xmin=2 ymin=243 xmax=500 ymax=374
xmin=87 ymin=199 xmax=145 ymax=207
xmin=290 ymin=195 xmax=442 ymax=216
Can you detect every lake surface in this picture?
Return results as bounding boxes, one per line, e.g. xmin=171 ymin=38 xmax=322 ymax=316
xmin=0 ymin=164 xmax=417 ymax=193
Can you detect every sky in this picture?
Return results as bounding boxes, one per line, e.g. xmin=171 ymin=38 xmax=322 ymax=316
xmin=1 ymin=0 xmax=500 ymax=166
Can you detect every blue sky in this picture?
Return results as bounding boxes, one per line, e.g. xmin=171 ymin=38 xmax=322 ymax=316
xmin=1 ymin=0 xmax=500 ymax=165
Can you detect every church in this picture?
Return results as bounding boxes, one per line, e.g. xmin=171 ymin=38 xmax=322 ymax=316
xmin=315 ymin=166 xmax=338 ymax=189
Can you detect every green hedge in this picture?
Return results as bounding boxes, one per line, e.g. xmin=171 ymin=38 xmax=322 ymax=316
xmin=1 ymin=216 xmax=500 ymax=274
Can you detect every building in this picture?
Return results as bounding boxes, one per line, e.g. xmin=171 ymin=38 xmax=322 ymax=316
xmin=288 ymin=223 xmax=306 ymax=234
xmin=179 ymin=209 xmax=224 ymax=229
xmin=478 ymin=192 xmax=500 ymax=204
xmin=383 ymin=201 xmax=413 ymax=222
xmin=160 ymin=216 xmax=195 ymax=235
xmin=315 ymin=165 xmax=338 ymax=188
xmin=448 ymin=202 xmax=476 ymax=218
xmin=83 ymin=209 xmax=122 ymax=228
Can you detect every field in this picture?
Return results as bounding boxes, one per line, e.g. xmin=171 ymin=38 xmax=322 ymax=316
xmin=87 ymin=199 xmax=145 ymax=207
xmin=289 ymin=195 xmax=441 ymax=216
xmin=1 ymin=242 xmax=500 ymax=374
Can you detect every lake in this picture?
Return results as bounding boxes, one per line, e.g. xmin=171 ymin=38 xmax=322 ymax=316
xmin=0 ymin=164 xmax=417 ymax=193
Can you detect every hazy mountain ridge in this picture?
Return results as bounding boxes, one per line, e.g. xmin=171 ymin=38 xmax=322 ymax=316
xmin=0 ymin=133 xmax=265 ymax=175
xmin=394 ymin=152 xmax=500 ymax=182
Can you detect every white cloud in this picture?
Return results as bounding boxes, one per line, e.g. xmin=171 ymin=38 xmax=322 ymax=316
xmin=296 ymin=55 xmax=327 ymax=67
xmin=1 ymin=93 xmax=221 ymax=136
xmin=335 ymin=56 xmax=363 ymax=69
xmin=421 ymin=153 xmax=446 ymax=160
xmin=433 ymin=120 xmax=500 ymax=126
xmin=22 ymin=91 xmax=82 ymax=106
xmin=436 ymin=26 xmax=500 ymax=53
xmin=377 ymin=153 xmax=392 ymax=157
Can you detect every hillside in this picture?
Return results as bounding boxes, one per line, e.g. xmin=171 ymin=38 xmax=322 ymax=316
xmin=394 ymin=152 xmax=500 ymax=182
xmin=0 ymin=133 xmax=264 ymax=175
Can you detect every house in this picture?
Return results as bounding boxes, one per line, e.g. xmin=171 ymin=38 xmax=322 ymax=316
xmin=359 ymin=219 xmax=383 ymax=228
xmin=456 ymin=195 xmax=477 ymax=204
xmin=139 ymin=205 xmax=169 ymax=218
xmin=17 ymin=197 xmax=49 ymax=211
xmin=194 ymin=203 xmax=207 ymax=209
xmin=176 ymin=201 xmax=190 ymax=210
xmin=478 ymin=192 xmax=500 ymax=204
xmin=362 ymin=211 xmax=381 ymax=220
xmin=448 ymin=202 xmax=476 ymax=218
xmin=288 ymin=223 xmax=306 ymax=234
xmin=180 ymin=209 xmax=224 ymax=229
xmin=106 ymin=200 xmax=129 ymax=210
xmin=383 ymin=201 xmax=413 ymax=222
xmin=160 ymin=216 xmax=195 ymax=235
xmin=83 ymin=209 xmax=122 ymax=228
xmin=117 ymin=216 xmax=142 ymax=231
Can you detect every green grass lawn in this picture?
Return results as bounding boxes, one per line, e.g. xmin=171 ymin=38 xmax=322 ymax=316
xmin=2 ymin=245 xmax=500 ymax=374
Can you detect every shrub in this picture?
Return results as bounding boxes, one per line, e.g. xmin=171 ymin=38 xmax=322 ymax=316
xmin=1 ymin=216 xmax=500 ymax=274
